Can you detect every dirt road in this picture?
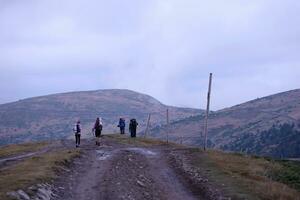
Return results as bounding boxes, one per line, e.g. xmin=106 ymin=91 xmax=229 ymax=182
xmin=53 ymin=136 xmax=201 ymax=200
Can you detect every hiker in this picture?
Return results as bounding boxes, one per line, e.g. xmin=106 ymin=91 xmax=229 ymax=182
xmin=118 ymin=118 xmax=126 ymax=134
xmin=73 ymin=120 xmax=81 ymax=148
xmin=129 ymin=119 xmax=138 ymax=138
xmin=93 ymin=117 xmax=103 ymax=146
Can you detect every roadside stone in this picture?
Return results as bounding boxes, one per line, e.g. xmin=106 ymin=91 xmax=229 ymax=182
xmin=17 ymin=190 xmax=30 ymax=200
xmin=36 ymin=186 xmax=52 ymax=200
xmin=28 ymin=185 xmax=38 ymax=192
xmin=136 ymin=180 xmax=146 ymax=187
xmin=7 ymin=191 xmax=21 ymax=200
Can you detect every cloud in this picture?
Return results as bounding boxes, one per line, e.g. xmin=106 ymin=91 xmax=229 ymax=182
xmin=0 ymin=0 xmax=300 ymax=110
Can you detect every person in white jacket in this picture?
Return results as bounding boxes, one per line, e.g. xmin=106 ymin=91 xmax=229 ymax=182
xmin=73 ymin=120 xmax=81 ymax=148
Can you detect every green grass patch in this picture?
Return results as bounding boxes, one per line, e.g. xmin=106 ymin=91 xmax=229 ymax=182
xmin=270 ymin=160 xmax=300 ymax=191
xmin=0 ymin=149 xmax=80 ymax=200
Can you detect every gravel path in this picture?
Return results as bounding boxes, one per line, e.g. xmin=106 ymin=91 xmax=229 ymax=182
xmin=53 ymin=137 xmax=201 ymax=200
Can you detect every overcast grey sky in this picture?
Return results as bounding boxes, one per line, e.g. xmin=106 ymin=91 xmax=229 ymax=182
xmin=0 ymin=0 xmax=300 ymax=110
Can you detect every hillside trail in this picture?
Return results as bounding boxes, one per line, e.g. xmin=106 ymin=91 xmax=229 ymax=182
xmin=53 ymin=136 xmax=200 ymax=200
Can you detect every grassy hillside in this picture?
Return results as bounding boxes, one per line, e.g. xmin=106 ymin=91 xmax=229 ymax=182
xmin=150 ymin=89 xmax=300 ymax=158
xmin=0 ymin=89 xmax=201 ymax=145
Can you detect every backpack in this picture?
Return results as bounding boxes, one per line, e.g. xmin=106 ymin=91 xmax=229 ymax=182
xmin=120 ymin=119 xmax=125 ymax=127
xmin=130 ymin=119 xmax=137 ymax=127
xmin=73 ymin=124 xmax=77 ymax=133
xmin=73 ymin=124 xmax=81 ymax=134
xmin=95 ymin=124 xmax=102 ymax=131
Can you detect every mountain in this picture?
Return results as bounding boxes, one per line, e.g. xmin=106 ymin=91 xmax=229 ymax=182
xmin=150 ymin=89 xmax=300 ymax=158
xmin=0 ymin=89 xmax=201 ymax=145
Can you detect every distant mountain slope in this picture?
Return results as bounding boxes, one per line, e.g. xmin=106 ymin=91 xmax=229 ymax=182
xmin=150 ymin=89 xmax=300 ymax=158
xmin=0 ymin=89 xmax=201 ymax=145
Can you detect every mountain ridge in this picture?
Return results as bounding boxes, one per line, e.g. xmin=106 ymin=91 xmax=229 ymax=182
xmin=0 ymin=89 xmax=201 ymax=145
xmin=149 ymin=89 xmax=300 ymax=158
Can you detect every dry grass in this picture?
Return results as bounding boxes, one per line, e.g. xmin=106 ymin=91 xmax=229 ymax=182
xmin=0 ymin=142 xmax=48 ymax=158
xmin=0 ymin=149 xmax=80 ymax=200
xmin=207 ymin=150 xmax=280 ymax=180
xmin=190 ymin=149 xmax=300 ymax=200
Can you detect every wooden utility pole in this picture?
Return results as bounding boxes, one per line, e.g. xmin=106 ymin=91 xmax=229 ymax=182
xmin=166 ymin=108 xmax=170 ymax=143
xmin=144 ymin=113 xmax=151 ymax=138
xmin=204 ymin=73 xmax=213 ymax=151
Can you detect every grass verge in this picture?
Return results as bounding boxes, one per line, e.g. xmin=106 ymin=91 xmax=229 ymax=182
xmin=177 ymin=148 xmax=300 ymax=200
xmin=0 ymin=149 xmax=80 ymax=200
xmin=0 ymin=142 xmax=48 ymax=158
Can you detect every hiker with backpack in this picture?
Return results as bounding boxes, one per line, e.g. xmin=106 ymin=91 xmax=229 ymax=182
xmin=118 ymin=118 xmax=126 ymax=134
xmin=73 ymin=120 xmax=81 ymax=148
xmin=129 ymin=119 xmax=138 ymax=138
xmin=93 ymin=117 xmax=103 ymax=146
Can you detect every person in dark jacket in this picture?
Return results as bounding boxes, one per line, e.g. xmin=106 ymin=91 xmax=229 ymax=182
xmin=118 ymin=118 xmax=126 ymax=134
xmin=129 ymin=119 xmax=138 ymax=138
xmin=93 ymin=117 xmax=103 ymax=146
xmin=73 ymin=120 xmax=81 ymax=148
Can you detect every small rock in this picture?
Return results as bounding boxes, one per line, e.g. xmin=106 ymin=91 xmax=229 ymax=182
xmin=143 ymin=191 xmax=150 ymax=197
xmin=137 ymin=180 xmax=145 ymax=187
xmin=37 ymin=187 xmax=52 ymax=200
xmin=28 ymin=185 xmax=38 ymax=192
xmin=7 ymin=191 xmax=20 ymax=199
xmin=37 ymin=192 xmax=48 ymax=200
xmin=17 ymin=190 xmax=30 ymax=200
